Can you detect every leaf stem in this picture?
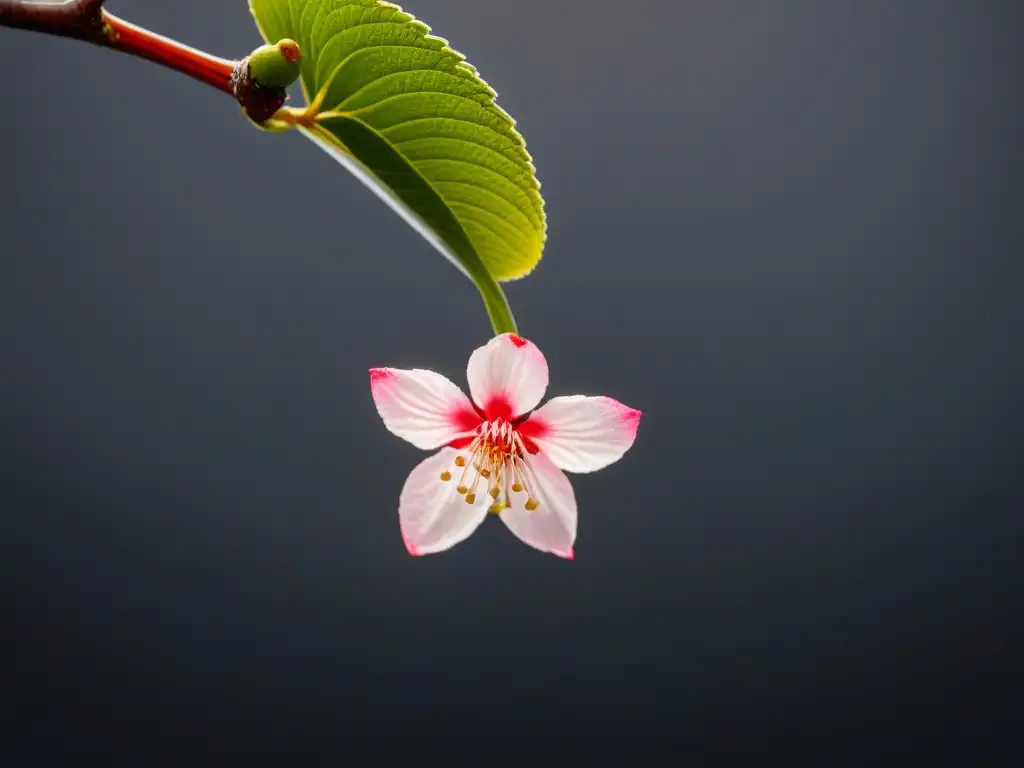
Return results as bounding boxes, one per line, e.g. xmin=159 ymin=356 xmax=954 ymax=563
xmin=476 ymin=275 xmax=519 ymax=337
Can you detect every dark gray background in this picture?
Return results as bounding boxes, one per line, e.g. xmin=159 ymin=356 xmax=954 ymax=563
xmin=2 ymin=0 xmax=1022 ymax=762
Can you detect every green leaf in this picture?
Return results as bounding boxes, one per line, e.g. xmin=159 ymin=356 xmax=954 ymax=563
xmin=248 ymin=0 xmax=546 ymax=296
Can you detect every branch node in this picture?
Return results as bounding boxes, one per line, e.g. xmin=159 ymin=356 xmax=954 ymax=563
xmin=230 ymin=59 xmax=289 ymax=125
xmin=231 ymin=41 xmax=302 ymax=125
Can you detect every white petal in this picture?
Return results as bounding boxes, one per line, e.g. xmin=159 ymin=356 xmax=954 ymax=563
xmin=499 ymin=451 xmax=577 ymax=559
xmin=399 ymin=449 xmax=491 ymax=556
xmin=522 ymin=395 xmax=642 ymax=473
xmin=466 ymin=334 xmax=549 ymax=420
xmin=370 ymin=368 xmax=481 ymax=450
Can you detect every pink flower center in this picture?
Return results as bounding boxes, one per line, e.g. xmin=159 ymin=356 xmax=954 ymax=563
xmin=438 ymin=419 xmax=540 ymax=514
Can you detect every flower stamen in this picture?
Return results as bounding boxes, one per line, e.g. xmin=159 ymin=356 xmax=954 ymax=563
xmin=439 ymin=419 xmax=542 ymax=514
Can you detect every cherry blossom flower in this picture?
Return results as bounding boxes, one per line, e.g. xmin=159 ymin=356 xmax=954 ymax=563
xmin=369 ymin=333 xmax=641 ymax=559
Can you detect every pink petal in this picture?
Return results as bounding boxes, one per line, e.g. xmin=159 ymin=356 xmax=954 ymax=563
xmin=499 ymin=451 xmax=577 ymax=559
xmin=399 ymin=449 xmax=491 ymax=556
xmin=466 ymin=334 xmax=549 ymax=421
xmin=520 ymin=396 xmax=641 ymax=473
xmin=370 ymin=368 xmax=481 ymax=450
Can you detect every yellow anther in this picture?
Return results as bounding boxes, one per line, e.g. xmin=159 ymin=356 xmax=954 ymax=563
xmin=465 ymin=493 xmax=476 ymax=504
xmin=480 ymin=468 xmax=491 ymax=479
xmin=440 ymin=471 xmax=451 ymax=482
xmin=488 ymin=502 xmax=503 ymax=514
xmin=489 ymin=487 xmax=501 ymax=499
xmin=454 ymin=456 xmax=466 ymax=467
xmin=511 ymin=482 xmax=524 ymax=493
xmin=457 ymin=485 xmax=468 ymax=495
xmin=525 ymin=498 xmax=539 ymax=511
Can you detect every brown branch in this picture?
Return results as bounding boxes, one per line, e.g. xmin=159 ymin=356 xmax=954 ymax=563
xmin=0 ymin=0 xmax=291 ymax=122
xmin=0 ymin=0 xmax=105 ymax=39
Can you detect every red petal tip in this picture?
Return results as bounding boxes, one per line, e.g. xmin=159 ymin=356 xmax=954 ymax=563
xmin=404 ymin=541 xmax=423 ymax=557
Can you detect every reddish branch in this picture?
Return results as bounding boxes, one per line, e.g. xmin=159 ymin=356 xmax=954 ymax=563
xmin=0 ymin=0 xmax=289 ymax=121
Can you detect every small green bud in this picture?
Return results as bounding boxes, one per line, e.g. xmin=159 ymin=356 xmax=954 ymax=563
xmin=248 ymin=39 xmax=301 ymax=89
